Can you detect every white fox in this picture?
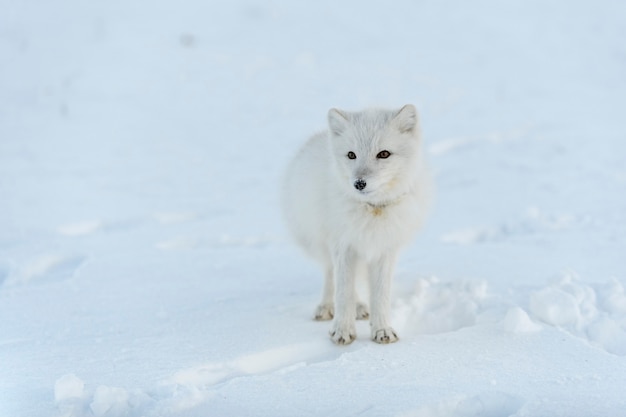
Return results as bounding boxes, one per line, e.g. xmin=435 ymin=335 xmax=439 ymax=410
xmin=282 ymin=105 xmax=430 ymax=345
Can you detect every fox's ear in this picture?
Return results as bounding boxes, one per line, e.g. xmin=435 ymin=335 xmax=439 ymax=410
xmin=392 ymin=104 xmax=418 ymax=134
xmin=328 ymin=108 xmax=350 ymax=136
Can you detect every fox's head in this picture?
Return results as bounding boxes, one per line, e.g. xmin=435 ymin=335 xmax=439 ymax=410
xmin=327 ymin=104 xmax=422 ymax=205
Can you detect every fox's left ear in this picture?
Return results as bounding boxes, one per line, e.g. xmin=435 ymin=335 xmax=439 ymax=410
xmin=328 ymin=108 xmax=350 ymax=136
xmin=392 ymin=104 xmax=418 ymax=134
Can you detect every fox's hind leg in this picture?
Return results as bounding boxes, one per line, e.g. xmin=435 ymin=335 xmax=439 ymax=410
xmin=356 ymin=263 xmax=369 ymax=320
xmin=314 ymin=264 xmax=334 ymax=321
xmin=314 ymin=269 xmax=368 ymax=320
xmin=356 ymin=301 xmax=369 ymax=320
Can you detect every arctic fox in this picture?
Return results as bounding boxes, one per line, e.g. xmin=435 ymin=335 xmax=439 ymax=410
xmin=282 ymin=104 xmax=430 ymax=345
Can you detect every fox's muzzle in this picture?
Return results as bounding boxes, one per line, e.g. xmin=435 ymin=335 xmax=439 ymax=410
xmin=354 ymin=178 xmax=367 ymax=191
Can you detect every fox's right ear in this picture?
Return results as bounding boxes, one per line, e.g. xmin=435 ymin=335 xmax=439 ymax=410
xmin=328 ymin=108 xmax=349 ymax=136
xmin=392 ymin=104 xmax=418 ymax=134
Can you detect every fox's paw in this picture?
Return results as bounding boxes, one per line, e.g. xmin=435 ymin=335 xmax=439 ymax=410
xmin=372 ymin=327 xmax=399 ymax=344
xmin=330 ymin=323 xmax=356 ymax=345
xmin=356 ymin=302 xmax=369 ymax=320
xmin=314 ymin=303 xmax=334 ymax=321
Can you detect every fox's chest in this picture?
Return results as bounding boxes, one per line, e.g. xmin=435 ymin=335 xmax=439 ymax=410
xmin=330 ymin=200 xmax=417 ymax=257
xmin=358 ymin=202 xmax=408 ymax=232
xmin=367 ymin=204 xmax=385 ymax=217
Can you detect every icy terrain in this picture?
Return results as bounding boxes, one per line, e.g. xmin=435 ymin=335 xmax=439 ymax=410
xmin=1 ymin=0 xmax=626 ymax=416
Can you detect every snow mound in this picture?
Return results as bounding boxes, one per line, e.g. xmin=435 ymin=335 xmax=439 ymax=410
xmin=54 ymin=374 xmax=85 ymax=403
xmin=393 ymin=273 xmax=626 ymax=357
xmin=90 ymin=386 xmax=131 ymax=417
xmin=502 ymin=307 xmax=542 ymax=333
xmin=394 ymin=277 xmax=489 ymax=335
xmin=528 ymin=274 xmax=626 ymax=355
xmin=587 ymin=318 xmax=626 ymax=356
xmin=53 ymin=376 xmax=154 ymax=417
xmin=597 ymin=279 xmax=626 ymax=315
xmin=54 ymin=374 xmax=86 ymax=417
xmin=394 ymin=277 xmax=547 ymax=337
xmin=529 ymin=285 xmax=588 ymax=328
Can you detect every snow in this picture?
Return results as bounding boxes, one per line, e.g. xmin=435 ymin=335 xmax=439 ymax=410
xmin=54 ymin=374 xmax=85 ymax=404
xmin=89 ymin=386 xmax=131 ymax=417
xmin=501 ymin=307 xmax=541 ymax=334
xmin=1 ymin=0 xmax=626 ymax=416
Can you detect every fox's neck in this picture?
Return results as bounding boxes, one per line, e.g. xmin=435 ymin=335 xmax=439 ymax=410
xmin=365 ymin=192 xmax=408 ymax=210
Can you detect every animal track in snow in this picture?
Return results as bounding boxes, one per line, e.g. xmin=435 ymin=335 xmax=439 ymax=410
xmin=57 ymin=217 xmax=146 ymax=237
xmin=57 ymin=220 xmax=103 ymax=237
xmin=155 ymin=236 xmax=200 ymax=251
xmin=153 ymin=211 xmax=201 ymax=225
xmin=158 ymin=341 xmax=340 ymax=412
xmin=0 ymin=261 xmax=11 ymax=286
xmin=441 ymin=207 xmax=582 ymax=245
xmin=3 ymin=253 xmax=87 ymax=287
xmin=400 ymin=391 xmax=525 ymax=417
xmin=54 ymin=341 xmax=342 ymax=416
xmin=155 ymin=233 xmax=281 ymax=251
xmin=210 ymin=234 xmax=278 ymax=248
xmin=50 ymin=275 xmax=626 ymax=417
xmin=428 ymin=126 xmax=533 ymax=157
xmin=166 ymin=341 xmax=336 ymax=386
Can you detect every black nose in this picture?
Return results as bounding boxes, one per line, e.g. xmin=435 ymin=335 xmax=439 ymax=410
xmin=354 ymin=178 xmax=367 ymax=191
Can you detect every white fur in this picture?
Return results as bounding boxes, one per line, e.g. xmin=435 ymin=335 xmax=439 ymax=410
xmin=282 ymin=105 xmax=430 ymax=345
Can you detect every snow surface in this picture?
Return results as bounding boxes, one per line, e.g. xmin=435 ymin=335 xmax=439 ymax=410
xmin=1 ymin=0 xmax=626 ymax=416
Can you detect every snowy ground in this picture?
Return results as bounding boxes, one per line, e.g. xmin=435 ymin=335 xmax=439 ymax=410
xmin=2 ymin=0 xmax=626 ymax=416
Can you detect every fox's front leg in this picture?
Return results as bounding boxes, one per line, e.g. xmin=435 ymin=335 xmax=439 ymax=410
xmin=329 ymin=248 xmax=359 ymax=345
xmin=368 ymin=253 xmax=399 ymax=344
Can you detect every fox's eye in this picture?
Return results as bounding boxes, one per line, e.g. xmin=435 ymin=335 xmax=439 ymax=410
xmin=347 ymin=151 xmax=357 ymax=160
xmin=377 ymin=150 xmax=391 ymax=159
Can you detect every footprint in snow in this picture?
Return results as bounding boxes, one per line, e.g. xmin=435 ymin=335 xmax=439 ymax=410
xmin=402 ymin=391 xmax=525 ymax=417
xmin=4 ymin=254 xmax=88 ymax=287
xmin=153 ymin=211 xmax=202 ymax=225
xmin=57 ymin=217 xmax=147 ymax=237
xmin=0 ymin=262 xmax=10 ymax=287
xmin=57 ymin=220 xmax=103 ymax=237
xmin=440 ymin=207 xmax=580 ymax=245
xmin=158 ymin=341 xmax=340 ymax=411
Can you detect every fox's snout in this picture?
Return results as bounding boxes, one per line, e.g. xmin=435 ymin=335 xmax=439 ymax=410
xmin=354 ymin=178 xmax=367 ymax=191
